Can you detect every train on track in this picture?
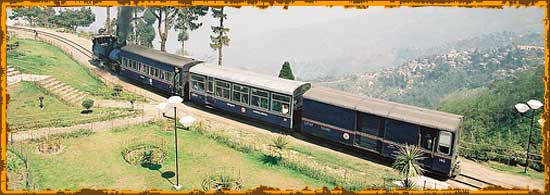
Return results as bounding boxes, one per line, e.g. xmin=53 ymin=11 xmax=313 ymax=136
xmin=92 ymin=34 xmax=464 ymax=178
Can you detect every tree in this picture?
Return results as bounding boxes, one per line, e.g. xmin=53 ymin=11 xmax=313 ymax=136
xmin=174 ymin=6 xmax=209 ymax=55
xmin=127 ymin=8 xmax=156 ymax=47
xmin=9 ymin=7 xmax=55 ymax=27
xmin=278 ymin=61 xmax=295 ymax=80
xmin=50 ymin=7 xmax=95 ymax=32
xmin=81 ymin=99 xmax=94 ymax=112
xmin=149 ymin=7 xmax=178 ymax=51
xmin=210 ymin=7 xmax=230 ymax=66
xmin=392 ymin=145 xmax=425 ymax=189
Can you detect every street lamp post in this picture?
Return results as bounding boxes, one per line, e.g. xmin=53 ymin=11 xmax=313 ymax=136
xmin=514 ymin=99 xmax=543 ymax=173
xmin=156 ymin=96 xmax=184 ymax=190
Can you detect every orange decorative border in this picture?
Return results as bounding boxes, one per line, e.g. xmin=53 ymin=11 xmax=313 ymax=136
xmin=1 ymin=0 xmax=549 ymax=194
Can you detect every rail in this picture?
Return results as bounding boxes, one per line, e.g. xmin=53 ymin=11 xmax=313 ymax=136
xmin=6 ymin=25 xmax=512 ymax=191
xmin=450 ymin=173 xmax=498 ymax=189
xmin=8 ymin=25 xmax=94 ymax=59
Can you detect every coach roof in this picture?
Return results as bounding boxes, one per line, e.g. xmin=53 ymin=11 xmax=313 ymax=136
xmin=304 ymin=86 xmax=463 ymax=132
xmin=190 ymin=63 xmax=311 ymax=95
xmin=121 ymin=44 xmax=200 ymax=68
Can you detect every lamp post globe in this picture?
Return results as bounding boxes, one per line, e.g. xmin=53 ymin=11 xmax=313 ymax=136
xmin=527 ymin=100 xmax=543 ymax=110
xmin=179 ymin=116 xmax=196 ymax=129
xmin=156 ymin=102 xmax=168 ymax=111
xmin=167 ymin=96 xmax=184 ymax=105
xmin=515 ymin=103 xmax=530 ymax=114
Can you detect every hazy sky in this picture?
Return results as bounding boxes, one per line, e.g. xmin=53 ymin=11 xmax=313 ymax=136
xmin=7 ymin=6 xmax=545 ymax=78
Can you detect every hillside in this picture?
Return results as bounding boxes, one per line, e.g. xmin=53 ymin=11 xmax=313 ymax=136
xmin=439 ymin=64 xmax=544 ymax=171
xmin=319 ymin=32 xmax=544 ymax=108
xmin=318 ymin=31 xmax=545 ymax=170
xmin=172 ymin=7 xmax=544 ymax=80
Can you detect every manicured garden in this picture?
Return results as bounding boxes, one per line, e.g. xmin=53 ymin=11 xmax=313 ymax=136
xmin=7 ymin=81 xmax=139 ymax=132
xmin=8 ymin=122 xmax=332 ymax=190
xmin=7 ymin=39 xmax=145 ymax=101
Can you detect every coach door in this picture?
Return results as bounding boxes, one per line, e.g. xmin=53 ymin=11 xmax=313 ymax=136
xmin=205 ymin=76 xmax=215 ymax=105
xmin=419 ymin=127 xmax=436 ymax=168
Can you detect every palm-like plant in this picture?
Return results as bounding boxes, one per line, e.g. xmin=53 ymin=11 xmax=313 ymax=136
xmin=270 ymin=135 xmax=289 ymax=159
xmin=392 ymin=144 xmax=426 ymax=189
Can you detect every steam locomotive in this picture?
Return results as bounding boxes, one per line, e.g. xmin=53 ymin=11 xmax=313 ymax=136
xmin=92 ymin=33 xmax=463 ymax=178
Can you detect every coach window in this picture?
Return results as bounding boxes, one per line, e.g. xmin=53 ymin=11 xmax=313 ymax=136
xmin=136 ymin=62 xmax=142 ymax=72
xmin=160 ymin=71 xmax=166 ymax=80
xmin=165 ymin=72 xmax=173 ymax=82
xmin=191 ymin=74 xmax=205 ymax=92
xmin=271 ymin=93 xmax=291 ymax=115
xmin=215 ymin=80 xmax=231 ymax=99
xmin=155 ymin=68 xmax=161 ymax=78
xmin=420 ymin=128 xmax=436 ymax=151
xmin=357 ymin=113 xmax=382 ymax=136
xmin=437 ymin=131 xmax=452 ymax=155
xmin=207 ymin=77 xmax=214 ymax=93
xmin=130 ymin=60 xmax=136 ymax=70
xmin=141 ymin=64 xmax=148 ymax=74
xmin=251 ymin=88 xmax=269 ymax=110
xmin=122 ymin=58 xmax=128 ymax=67
xmin=233 ymin=84 xmax=249 ymax=104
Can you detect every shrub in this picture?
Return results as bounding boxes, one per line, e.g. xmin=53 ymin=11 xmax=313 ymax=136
xmin=81 ymin=99 xmax=94 ymax=111
xmin=112 ymin=85 xmax=123 ymax=96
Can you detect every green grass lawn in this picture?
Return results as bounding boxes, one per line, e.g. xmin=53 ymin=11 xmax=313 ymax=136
xmin=482 ymin=161 xmax=545 ymax=181
xmin=289 ymin=145 xmax=398 ymax=183
xmin=7 ymin=82 xmax=138 ymax=131
xmin=7 ymin=39 xmax=144 ymax=101
xmin=8 ymin=122 xmax=330 ymax=191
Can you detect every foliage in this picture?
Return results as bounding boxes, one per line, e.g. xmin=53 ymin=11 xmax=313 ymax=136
xmin=81 ymin=99 xmax=94 ymax=110
xmin=9 ymin=7 xmax=56 ymax=27
xmin=392 ymin=145 xmax=425 ymax=189
xmin=210 ymin=7 xmax=230 ymax=66
xmin=439 ymin=64 xmax=544 ymax=170
xmin=201 ymin=172 xmax=242 ymax=191
xmin=149 ymin=7 xmax=179 ymax=51
xmin=58 ymin=129 xmax=95 ymax=139
xmin=49 ymin=7 xmax=95 ymax=32
xmin=278 ymin=61 xmax=296 ymax=80
xmin=175 ymin=6 xmax=209 ymax=54
xmin=112 ymin=84 xmax=123 ymax=96
xmin=269 ymin=135 xmax=289 ymax=159
xmin=127 ymin=8 xmax=157 ymax=47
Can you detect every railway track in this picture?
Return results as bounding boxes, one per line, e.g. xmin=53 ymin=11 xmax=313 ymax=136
xmin=9 ymin=25 xmax=94 ymax=59
xmin=6 ymin=25 xmax=511 ymax=191
xmin=449 ymin=173 xmax=497 ymax=189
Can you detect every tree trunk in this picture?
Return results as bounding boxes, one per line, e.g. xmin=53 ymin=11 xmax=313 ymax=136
xmin=157 ymin=8 xmax=165 ymax=51
xmin=106 ymin=7 xmax=111 ymax=34
xmin=134 ymin=8 xmax=138 ymax=44
xmin=218 ymin=45 xmax=222 ymax=66
xmin=218 ymin=7 xmax=224 ymax=66
xmin=162 ymin=10 xmax=170 ymax=52
xmin=181 ymin=40 xmax=185 ymax=55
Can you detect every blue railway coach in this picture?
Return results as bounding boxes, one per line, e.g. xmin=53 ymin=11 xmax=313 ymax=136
xmin=188 ymin=64 xmax=311 ymax=129
xmin=301 ymin=86 xmax=464 ymax=177
xmin=118 ymin=45 xmax=202 ymax=97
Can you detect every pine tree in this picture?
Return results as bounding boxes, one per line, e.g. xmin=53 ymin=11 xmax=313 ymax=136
xmin=278 ymin=61 xmax=295 ymax=80
xmin=175 ymin=6 xmax=208 ymax=55
xmin=210 ymin=7 xmax=230 ymax=66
